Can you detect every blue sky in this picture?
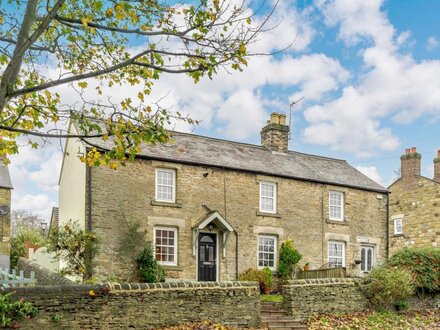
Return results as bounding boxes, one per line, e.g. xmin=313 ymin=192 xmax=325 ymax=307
xmin=9 ymin=0 xmax=440 ymax=222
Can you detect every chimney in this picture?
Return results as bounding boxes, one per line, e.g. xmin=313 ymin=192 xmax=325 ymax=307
xmin=400 ymin=147 xmax=421 ymax=179
xmin=261 ymin=112 xmax=290 ymax=152
xmin=434 ymin=150 xmax=440 ymax=183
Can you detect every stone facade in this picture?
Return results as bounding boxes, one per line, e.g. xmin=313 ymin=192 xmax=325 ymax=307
xmin=282 ymin=278 xmax=368 ymax=321
xmin=88 ymin=159 xmax=387 ymax=281
xmin=59 ymin=113 xmax=387 ymax=282
xmin=388 ymin=148 xmax=440 ymax=255
xmin=4 ymin=281 xmax=260 ymax=329
xmin=0 ymin=187 xmax=11 ymax=256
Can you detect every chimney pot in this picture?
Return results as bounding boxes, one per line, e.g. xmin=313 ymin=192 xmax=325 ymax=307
xmin=401 ymin=147 xmax=421 ymax=179
xmin=434 ymin=149 xmax=440 ymax=183
xmin=261 ymin=112 xmax=290 ymax=153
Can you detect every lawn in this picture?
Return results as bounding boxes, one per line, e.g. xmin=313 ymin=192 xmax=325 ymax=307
xmin=307 ymin=309 xmax=440 ymax=330
xmin=259 ymin=294 xmax=283 ymax=303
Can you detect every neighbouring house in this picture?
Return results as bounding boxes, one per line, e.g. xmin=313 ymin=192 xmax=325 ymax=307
xmin=57 ymin=113 xmax=388 ymax=281
xmin=388 ymin=147 xmax=440 ymax=255
xmin=0 ymin=163 xmax=12 ymax=268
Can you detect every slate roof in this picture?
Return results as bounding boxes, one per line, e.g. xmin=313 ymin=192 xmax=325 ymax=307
xmin=0 ymin=164 xmax=13 ymax=189
xmin=84 ymin=130 xmax=387 ymax=193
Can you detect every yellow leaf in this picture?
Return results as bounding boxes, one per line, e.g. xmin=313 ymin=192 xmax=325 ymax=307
xmin=78 ymin=81 xmax=88 ymax=88
xmin=137 ymin=92 xmax=144 ymax=102
xmin=81 ymin=17 xmax=88 ymax=27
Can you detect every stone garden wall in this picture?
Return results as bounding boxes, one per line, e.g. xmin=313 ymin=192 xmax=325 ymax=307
xmin=18 ymin=257 xmax=74 ymax=286
xmin=2 ymin=281 xmax=260 ymax=329
xmin=283 ymin=278 xmax=369 ymax=321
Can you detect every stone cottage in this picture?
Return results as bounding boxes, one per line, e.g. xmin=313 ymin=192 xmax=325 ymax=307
xmin=57 ymin=113 xmax=388 ymax=281
xmin=388 ymin=147 xmax=440 ymax=255
xmin=0 ymin=163 xmax=13 ymax=267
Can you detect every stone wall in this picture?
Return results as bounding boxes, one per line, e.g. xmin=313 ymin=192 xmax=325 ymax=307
xmin=2 ymin=281 xmax=260 ymax=329
xmin=88 ymin=159 xmax=388 ymax=281
xmin=18 ymin=257 xmax=74 ymax=286
xmin=282 ymin=278 xmax=369 ymax=321
xmin=0 ymin=187 xmax=11 ymax=256
xmin=389 ymin=175 xmax=440 ymax=254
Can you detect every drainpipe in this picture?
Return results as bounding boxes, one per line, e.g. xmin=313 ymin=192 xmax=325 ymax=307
xmin=87 ymin=166 xmax=92 ymax=232
xmin=386 ymin=191 xmax=390 ymax=259
xmin=235 ymin=231 xmax=239 ymax=280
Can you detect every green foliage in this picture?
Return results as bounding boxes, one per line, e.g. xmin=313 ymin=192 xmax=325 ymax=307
xmin=386 ymin=247 xmax=440 ymax=292
xmin=118 ymin=214 xmax=147 ymax=281
xmin=10 ymin=225 xmax=45 ymax=269
xmin=238 ymin=268 xmax=272 ymax=293
xmin=0 ymin=0 xmax=269 ymax=165
xmin=277 ymin=239 xmax=302 ymax=279
xmin=51 ymin=314 xmax=61 ymax=323
xmin=362 ymin=267 xmax=414 ymax=308
xmin=262 ymin=267 xmax=273 ymax=289
xmin=0 ymin=293 xmax=37 ymax=328
xmin=46 ymin=220 xmax=100 ymax=283
xmin=135 ymin=243 xmax=166 ymax=283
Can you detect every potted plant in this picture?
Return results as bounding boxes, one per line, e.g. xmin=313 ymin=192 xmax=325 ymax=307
xmin=303 ymin=262 xmax=310 ymax=271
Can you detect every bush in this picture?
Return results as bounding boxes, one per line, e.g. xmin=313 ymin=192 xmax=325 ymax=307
xmin=277 ymin=239 xmax=302 ymax=279
xmin=239 ymin=268 xmax=272 ymax=293
xmin=386 ymin=247 xmax=440 ymax=292
xmin=10 ymin=226 xmax=45 ymax=269
xmin=0 ymin=293 xmax=37 ymax=328
xmin=46 ymin=220 xmax=100 ymax=283
xmin=362 ymin=267 xmax=414 ymax=308
xmin=135 ymin=243 xmax=166 ymax=283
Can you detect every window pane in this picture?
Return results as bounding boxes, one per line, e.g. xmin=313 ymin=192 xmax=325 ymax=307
xmin=155 ymin=228 xmax=177 ymax=265
xmin=258 ymin=236 xmax=276 ymax=269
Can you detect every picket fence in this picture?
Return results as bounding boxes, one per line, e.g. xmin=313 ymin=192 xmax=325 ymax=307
xmin=0 ymin=268 xmax=36 ymax=288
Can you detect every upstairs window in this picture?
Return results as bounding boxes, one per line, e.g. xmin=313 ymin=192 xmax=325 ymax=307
xmin=328 ymin=241 xmax=345 ymax=268
xmin=329 ymin=191 xmax=344 ymax=221
xmin=260 ymin=182 xmax=276 ymax=213
xmin=154 ymin=227 xmax=177 ymax=266
xmin=394 ymin=218 xmax=403 ymax=235
xmin=155 ymin=168 xmax=175 ymax=202
xmin=258 ymin=235 xmax=277 ymax=270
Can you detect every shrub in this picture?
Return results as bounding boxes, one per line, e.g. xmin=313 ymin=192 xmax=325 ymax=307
xmin=10 ymin=226 xmax=45 ymax=269
xmin=386 ymin=247 xmax=440 ymax=292
xmin=277 ymin=239 xmax=302 ymax=279
xmin=238 ymin=268 xmax=272 ymax=293
xmin=135 ymin=243 xmax=166 ymax=283
xmin=0 ymin=293 xmax=37 ymax=328
xmin=362 ymin=267 xmax=414 ymax=308
xmin=46 ymin=220 xmax=100 ymax=283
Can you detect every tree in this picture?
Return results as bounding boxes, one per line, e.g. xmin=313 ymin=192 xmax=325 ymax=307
xmin=0 ymin=0 xmax=274 ymax=167
xmin=46 ymin=220 xmax=99 ymax=282
xmin=11 ymin=210 xmax=45 ymax=237
xmin=10 ymin=225 xmax=45 ymax=268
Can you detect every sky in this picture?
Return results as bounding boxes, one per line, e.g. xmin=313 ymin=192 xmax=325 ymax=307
xmin=8 ymin=0 xmax=440 ymax=222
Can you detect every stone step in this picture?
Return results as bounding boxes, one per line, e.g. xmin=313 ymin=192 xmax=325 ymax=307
xmin=261 ymin=311 xmax=288 ymax=317
xmin=266 ymin=326 xmax=307 ymax=330
xmin=263 ymin=320 xmax=303 ymax=327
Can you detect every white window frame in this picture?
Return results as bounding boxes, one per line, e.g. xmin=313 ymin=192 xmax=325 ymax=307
xmin=155 ymin=168 xmax=176 ymax=203
xmin=257 ymin=235 xmax=277 ymax=270
xmin=360 ymin=244 xmax=375 ymax=273
xmin=153 ymin=227 xmax=178 ymax=266
xmin=394 ymin=218 xmax=403 ymax=235
xmin=328 ymin=241 xmax=345 ymax=268
xmin=329 ymin=191 xmax=344 ymax=221
xmin=259 ymin=182 xmax=277 ymax=214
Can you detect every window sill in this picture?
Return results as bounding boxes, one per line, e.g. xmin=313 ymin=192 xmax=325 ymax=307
xmin=326 ymin=219 xmax=347 ymax=225
xmin=393 ymin=233 xmax=404 ymax=237
xmin=151 ymin=200 xmax=182 ymax=208
xmin=256 ymin=211 xmax=282 ymax=218
xmin=161 ymin=265 xmax=184 ymax=271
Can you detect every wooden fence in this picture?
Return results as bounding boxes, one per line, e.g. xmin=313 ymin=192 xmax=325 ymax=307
xmin=0 ymin=268 xmax=36 ymax=288
xmin=296 ymin=267 xmax=346 ymax=279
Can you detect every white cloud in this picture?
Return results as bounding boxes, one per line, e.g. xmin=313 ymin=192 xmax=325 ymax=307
xmin=426 ymin=36 xmax=438 ymax=51
xmin=355 ymin=166 xmax=382 ymax=184
xmin=12 ymin=194 xmax=55 ymax=222
xmin=302 ymin=0 xmax=440 ymax=156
